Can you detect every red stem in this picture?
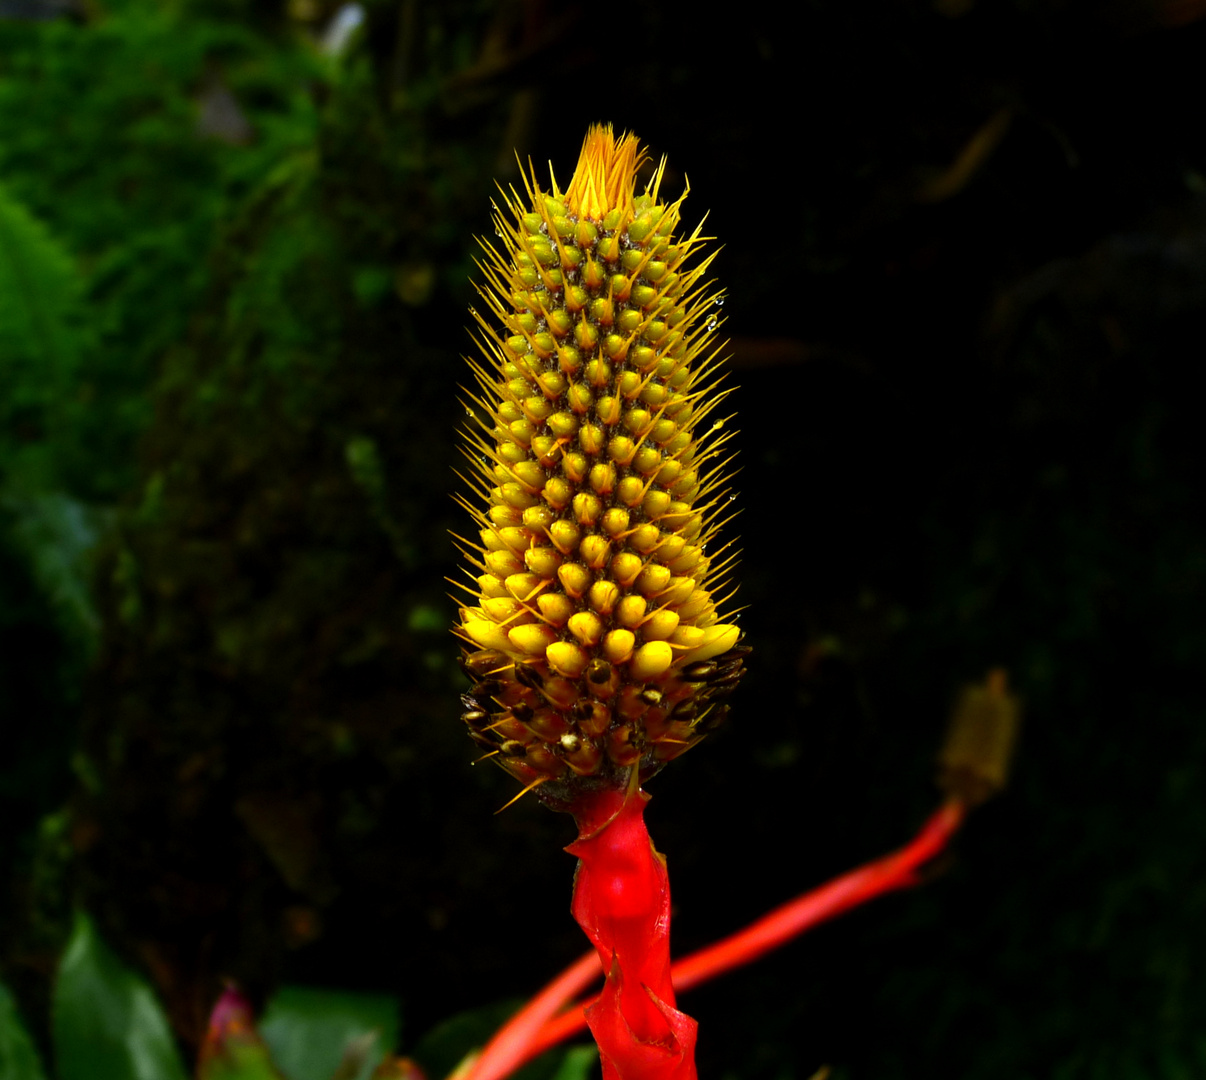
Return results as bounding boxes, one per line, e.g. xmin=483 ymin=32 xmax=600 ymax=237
xmin=672 ymin=797 xmax=965 ymax=992
xmin=465 ymin=798 xmax=965 ymax=1080
xmin=566 ymin=783 xmax=698 ymax=1080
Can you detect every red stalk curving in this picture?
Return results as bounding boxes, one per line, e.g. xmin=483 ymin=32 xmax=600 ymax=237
xmin=466 ymin=798 xmax=966 ymax=1080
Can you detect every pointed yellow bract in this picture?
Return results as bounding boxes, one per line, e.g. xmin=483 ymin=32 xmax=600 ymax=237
xmin=564 ymin=126 xmax=645 ymax=222
xmin=454 ymin=126 xmax=747 ymax=799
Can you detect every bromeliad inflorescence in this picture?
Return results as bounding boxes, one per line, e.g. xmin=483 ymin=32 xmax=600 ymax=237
xmin=453 ymin=125 xmax=746 ymax=1080
xmin=453 ymin=125 xmax=747 ymax=806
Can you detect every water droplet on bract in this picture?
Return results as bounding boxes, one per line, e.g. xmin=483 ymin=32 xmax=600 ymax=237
xmin=496 ymin=226 xmax=503 ymax=237
xmin=728 ymin=494 xmax=736 ymax=503
xmin=468 ymin=307 xmax=477 ymax=317
xmin=707 ymin=318 xmax=718 ymax=332
xmin=714 ymin=296 xmax=725 ymax=307
xmin=712 ymin=419 xmax=725 ymax=431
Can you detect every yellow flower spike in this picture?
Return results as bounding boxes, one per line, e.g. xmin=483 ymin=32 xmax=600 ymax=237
xmin=455 ymin=124 xmax=748 ymax=797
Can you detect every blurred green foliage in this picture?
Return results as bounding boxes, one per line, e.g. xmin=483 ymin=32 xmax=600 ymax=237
xmin=1 ymin=914 xmax=596 ymax=1080
xmin=0 ymin=181 xmax=94 ymax=491
xmin=0 ymin=981 xmax=47 ymax=1080
xmin=0 ymin=0 xmax=327 ymax=986
xmin=259 ymin=985 xmax=398 ymax=1080
xmin=52 ymin=911 xmax=189 ymax=1080
xmin=0 ymin=0 xmax=319 ymax=500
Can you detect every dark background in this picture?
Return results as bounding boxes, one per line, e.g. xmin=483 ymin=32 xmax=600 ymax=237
xmin=3 ymin=0 xmax=1206 ymax=1076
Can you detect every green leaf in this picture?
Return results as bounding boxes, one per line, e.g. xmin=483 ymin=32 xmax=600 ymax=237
xmin=200 ymin=1040 xmax=287 ymax=1080
xmin=258 ymin=986 xmax=400 ymax=1080
xmin=0 ymin=179 xmax=94 ymax=493
xmin=0 ymin=981 xmax=49 ymax=1080
xmin=0 ymin=179 xmax=84 ymax=395
xmin=52 ymin=910 xmax=188 ymax=1080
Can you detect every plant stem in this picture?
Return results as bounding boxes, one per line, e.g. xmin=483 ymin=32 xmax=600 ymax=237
xmin=465 ymin=798 xmax=966 ymax=1080
xmin=670 ymin=798 xmax=966 ymax=991
xmin=565 ymin=781 xmax=698 ymax=1080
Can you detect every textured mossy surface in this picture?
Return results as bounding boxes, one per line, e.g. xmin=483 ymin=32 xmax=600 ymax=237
xmin=3 ymin=1 xmax=1206 ymax=1077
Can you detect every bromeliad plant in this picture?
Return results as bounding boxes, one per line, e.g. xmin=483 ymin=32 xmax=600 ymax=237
xmin=0 ymin=125 xmax=1018 ymax=1080
xmin=453 ymin=124 xmax=747 ymax=1080
xmin=449 ymin=126 xmax=1020 ymax=1079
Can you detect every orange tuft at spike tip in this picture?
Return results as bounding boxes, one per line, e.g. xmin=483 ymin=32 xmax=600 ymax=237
xmin=564 ymin=126 xmax=646 ymax=222
xmin=454 ymin=125 xmax=747 ymax=805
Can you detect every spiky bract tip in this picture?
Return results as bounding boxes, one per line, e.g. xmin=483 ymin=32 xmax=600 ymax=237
xmin=454 ymin=124 xmax=746 ymax=804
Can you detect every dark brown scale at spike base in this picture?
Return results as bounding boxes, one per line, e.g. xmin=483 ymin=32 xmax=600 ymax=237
xmin=460 ymin=707 xmax=489 ymax=728
xmin=453 ymin=126 xmax=747 ymax=802
xmin=514 ymin=662 xmax=545 ymax=691
xmin=681 ymin=662 xmax=719 ymax=683
xmin=708 ymin=672 xmax=744 ymax=694
xmin=586 ymin=660 xmax=613 ymax=686
xmin=669 ymin=700 xmax=699 ymax=722
xmin=460 ymin=649 xmax=508 ymax=680
xmin=468 ymin=677 xmax=504 ymax=701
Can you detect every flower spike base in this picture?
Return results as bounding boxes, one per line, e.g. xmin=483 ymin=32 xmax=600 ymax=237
xmin=567 ymin=779 xmax=697 ymax=1080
